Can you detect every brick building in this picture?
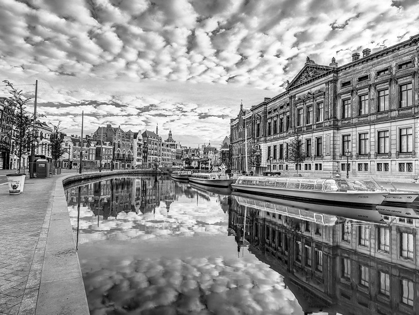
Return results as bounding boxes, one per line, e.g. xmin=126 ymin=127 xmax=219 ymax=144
xmin=231 ymin=34 xmax=419 ymax=180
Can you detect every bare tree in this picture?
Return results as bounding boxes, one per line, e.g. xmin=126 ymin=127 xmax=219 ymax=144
xmin=287 ymin=134 xmax=305 ymax=174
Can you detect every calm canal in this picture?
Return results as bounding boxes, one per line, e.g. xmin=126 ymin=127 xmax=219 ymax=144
xmin=64 ymin=175 xmax=418 ymax=315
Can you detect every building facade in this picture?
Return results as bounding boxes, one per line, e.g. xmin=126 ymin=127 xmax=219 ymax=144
xmin=142 ymin=128 xmax=162 ymax=168
xmin=231 ymin=34 xmax=419 ymax=180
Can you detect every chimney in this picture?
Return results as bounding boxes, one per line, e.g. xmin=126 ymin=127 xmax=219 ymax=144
xmin=352 ymin=52 xmax=360 ymax=61
xmin=264 ymin=97 xmax=271 ymax=102
xmin=362 ymin=48 xmax=371 ymax=57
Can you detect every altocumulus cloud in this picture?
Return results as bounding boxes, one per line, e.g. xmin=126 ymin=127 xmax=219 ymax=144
xmin=0 ymin=0 xmax=418 ymax=143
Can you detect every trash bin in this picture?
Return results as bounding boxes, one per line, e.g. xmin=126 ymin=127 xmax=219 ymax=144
xmin=36 ymin=159 xmax=50 ymax=178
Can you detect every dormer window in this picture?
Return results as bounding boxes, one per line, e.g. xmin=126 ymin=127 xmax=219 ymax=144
xmin=358 ymin=75 xmax=369 ymax=82
xmin=377 ymin=68 xmax=390 ymax=76
xmin=341 ymin=80 xmax=351 ymax=88
xmin=398 ymin=61 xmax=414 ymax=70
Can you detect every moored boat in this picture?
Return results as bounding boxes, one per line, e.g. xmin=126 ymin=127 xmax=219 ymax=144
xmin=170 ymin=170 xmax=192 ymax=181
xmin=189 ymin=172 xmax=235 ymax=188
xmin=232 ymin=176 xmax=419 ymax=207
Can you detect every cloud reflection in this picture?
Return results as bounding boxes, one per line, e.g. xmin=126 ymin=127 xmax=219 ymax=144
xmin=83 ymin=256 xmax=299 ymax=315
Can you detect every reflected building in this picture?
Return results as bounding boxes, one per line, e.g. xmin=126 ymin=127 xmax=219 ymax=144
xmin=228 ymin=196 xmax=419 ymax=315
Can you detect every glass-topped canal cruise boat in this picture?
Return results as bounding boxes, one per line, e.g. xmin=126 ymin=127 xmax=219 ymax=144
xmin=170 ymin=170 xmax=193 ymax=181
xmin=189 ymin=172 xmax=236 ymax=188
xmin=232 ymin=176 xmax=419 ymax=208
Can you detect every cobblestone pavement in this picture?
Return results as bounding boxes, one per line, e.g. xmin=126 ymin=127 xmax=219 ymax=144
xmin=0 ymin=176 xmax=56 ymax=315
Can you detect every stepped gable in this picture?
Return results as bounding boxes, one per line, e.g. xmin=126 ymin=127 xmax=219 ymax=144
xmin=287 ymin=57 xmax=334 ymax=90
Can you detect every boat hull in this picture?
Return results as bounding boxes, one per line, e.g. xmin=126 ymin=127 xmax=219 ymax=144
xmin=189 ymin=177 xmax=234 ymax=188
xmin=232 ymin=183 xmax=387 ymax=206
xmin=189 ymin=182 xmax=231 ymax=195
xmin=170 ymin=174 xmax=190 ymax=181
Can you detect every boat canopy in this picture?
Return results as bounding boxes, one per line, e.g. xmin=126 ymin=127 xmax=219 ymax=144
xmin=191 ymin=173 xmax=230 ymax=180
xmin=173 ymin=170 xmax=192 ymax=175
xmin=235 ymin=176 xmax=387 ymax=192
xmin=234 ymin=196 xmax=339 ymax=225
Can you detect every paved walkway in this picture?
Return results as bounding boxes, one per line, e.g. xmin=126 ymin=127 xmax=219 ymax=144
xmin=0 ymin=176 xmax=55 ymax=314
xmin=0 ymin=174 xmax=88 ymax=315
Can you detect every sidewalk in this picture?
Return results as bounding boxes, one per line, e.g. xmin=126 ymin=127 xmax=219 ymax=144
xmin=0 ymin=175 xmax=88 ymax=315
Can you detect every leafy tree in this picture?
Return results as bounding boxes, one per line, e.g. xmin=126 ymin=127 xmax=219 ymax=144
xmin=287 ymin=134 xmax=305 ymax=174
xmin=49 ymin=123 xmax=67 ymax=170
xmin=3 ymin=80 xmax=42 ymax=174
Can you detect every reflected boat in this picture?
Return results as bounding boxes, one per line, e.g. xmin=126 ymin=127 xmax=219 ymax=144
xmin=189 ymin=182 xmax=231 ymax=196
xmin=232 ymin=176 xmax=419 ymax=207
xmin=189 ymin=172 xmax=235 ymax=188
xmin=232 ymin=191 xmax=387 ymax=224
xmin=170 ymin=170 xmax=193 ymax=181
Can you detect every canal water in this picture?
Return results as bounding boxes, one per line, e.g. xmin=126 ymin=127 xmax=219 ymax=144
xmin=65 ymin=175 xmax=418 ymax=315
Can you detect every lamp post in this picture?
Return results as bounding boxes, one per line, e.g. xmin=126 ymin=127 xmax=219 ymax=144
xmin=345 ymin=150 xmax=351 ymax=178
xmin=269 ymin=156 xmax=273 ymax=173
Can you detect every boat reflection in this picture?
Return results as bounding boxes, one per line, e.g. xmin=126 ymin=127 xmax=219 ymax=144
xmin=233 ymin=191 xmax=386 ymax=224
xmin=229 ymin=194 xmax=419 ymax=314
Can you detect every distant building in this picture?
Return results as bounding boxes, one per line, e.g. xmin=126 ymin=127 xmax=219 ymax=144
xmin=142 ymin=127 xmax=162 ymax=168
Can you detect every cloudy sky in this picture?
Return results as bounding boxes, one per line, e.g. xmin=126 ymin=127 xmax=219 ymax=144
xmin=1 ymin=0 xmax=418 ymax=146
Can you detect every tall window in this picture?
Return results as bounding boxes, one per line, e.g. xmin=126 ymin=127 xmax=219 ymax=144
xmin=359 ymin=133 xmax=368 ymax=155
xmin=305 ymin=245 xmax=312 ymax=266
xmin=401 ymin=279 xmax=414 ymax=306
xmin=279 ymin=117 xmax=283 ymax=132
xmin=400 ymin=83 xmax=412 ymax=108
xmin=400 ymin=127 xmax=412 ymax=153
xmin=342 ymin=258 xmax=350 ymax=279
xmin=316 ymin=103 xmax=323 ymax=122
xmin=379 ymin=272 xmax=390 ymax=296
xmin=378 ymin=227 xmax=390 ymax=252
xmin=315 ymin=249 xmax=323 ymax=271
xmin=286 ymin=115 xmax=290 ymax=130
xmin=315 ymin=137 xmax=322 ymax=157
xmin=296 ymin=241 xmax=302 ymax=262
xmin=297 ymin=108 xmax=303 ymax=126
xmin=378 ymin=89 xmax=389 ymax=112
xmin=306 ymin=139 xmax=312 ymax=157
xmin=400 ymin=232 xmax=414 ymax=259
xmin=273 ymin=119 xmax=277 ymax=134
xmin=378 ymin=131 xmax=389 ymax=154
xmin=268 ymin=121 xmax=272 ymax=136
xmin=359 ymin=265 xmax=369 ymax=287
xmin=342 ymin=222 xmax=351 ymax=242
xmin=359 ymin=94 xmax=368 ymax=115
xmin=273 ymin=145 xmax=277 ymax=160
xmin=342 ymin=135 xmax=351 ymax=154
xmin=267 ymin=146 xmax=271 ymax=159
xmin=306 ymin=106 xmax=313 ymax=124
xmin=256 ymin=122 xmax=260 ymax=137
xmin=279 ymin=144 xmax=284 ymax=160
xmin=342 ymin=99 xmax=351 ymax=119
xmin=359 ymin=225 xmax=370 ymax=247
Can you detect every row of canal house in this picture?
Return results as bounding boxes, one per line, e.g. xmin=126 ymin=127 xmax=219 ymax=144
xmin=228 ymin=198 xmax=419 ymax=315
xmin=230 ymin=34 xmax=419 ymax=180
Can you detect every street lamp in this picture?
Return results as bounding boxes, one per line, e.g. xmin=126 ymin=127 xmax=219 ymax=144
xmin=345 ymin=150 xmax=351 ymax=178
xmin=269 ymin=156 xmax=273 ymax=173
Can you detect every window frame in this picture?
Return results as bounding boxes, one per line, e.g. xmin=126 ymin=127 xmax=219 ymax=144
xmin=378 ymin=89 xmax=389 ymax=112
xmin=342 ymin=98 xmax=351 ymax=119
xmin=358 ymin=133 xmax=368 ymax=155
xmin=359 ymin=94 xmax=369 ymax=115
xmin=399 ymin=83 xmax=413 ymax=108
xmin=377 ymin=130 xmax=389 ymax=154
xmin=399 ymin=127 xmax=413 ymax=153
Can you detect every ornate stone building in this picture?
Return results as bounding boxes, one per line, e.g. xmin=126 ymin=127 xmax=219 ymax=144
xmin=230 ymin=34 xmax=419 ymax=180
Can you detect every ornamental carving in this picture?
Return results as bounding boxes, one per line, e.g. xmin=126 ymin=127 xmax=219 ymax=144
xmin=293 ymin=67 xmax=328 ymax=86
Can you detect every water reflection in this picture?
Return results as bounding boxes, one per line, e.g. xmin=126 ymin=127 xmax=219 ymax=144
xmin=229 ymin=194 xmax=419 ymax=314
xmin=64 ymin=176 xmax=419 ymax=315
